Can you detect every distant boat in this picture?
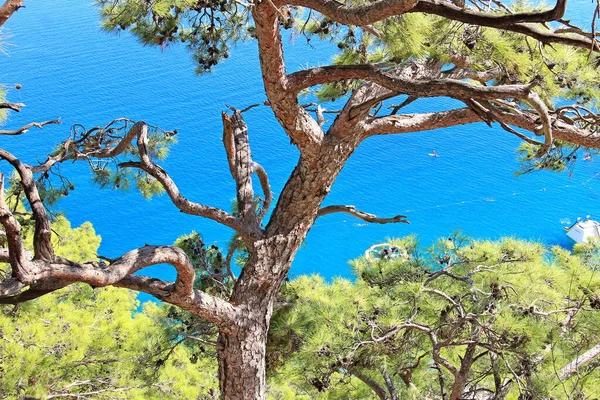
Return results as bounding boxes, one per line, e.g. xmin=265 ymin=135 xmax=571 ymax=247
xmin=565 ymin=217 xmax=600 ymax=243
xmin=428 ymin=150 xmax=439 ymax=157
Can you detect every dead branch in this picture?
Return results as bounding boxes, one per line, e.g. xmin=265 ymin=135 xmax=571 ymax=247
xmin=317 ymin=205 xmax=409 ymax=224
xmin=222 ymin=110 xmax=261 ymax=237
xmin=0 ymin=118 xmax=61 ymax=135
xmin=0 ymin=102 xmax=24 ymax=112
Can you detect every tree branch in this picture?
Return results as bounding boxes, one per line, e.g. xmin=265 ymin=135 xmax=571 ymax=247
xmin=252 ymin=161 xmax=272 ymax=224
xmin=0 ymin=149 xmax=54 ymax=260
xmin=0 ymin=244 xmax=238 ymax=328
xmin=0 ymin=0 xmax=23 ymax=28
xmin=348 ymin=366 xmax=390 ymax=400
xmin=286 ymin=0 xmax=567 ymax=26
xmin=0 ymin=119 xmax=61 ymax=135
xmin=0 ymin=102 xmax=25 ymax=112
xmin=411 ymin=1 xmax=597 ymax=51
xmin=222 ymin=111 xmax=261 ymax=236
xmin=317 ymin=205 xmax=409 ymax=224
xmin=285 ymin=0 xmax=594 ymax=50
xmin=288 ymin=64 xmax=533 ymax=100
xmin=558 ymin=342 xmax=600 ymax=380
xmin=362 ymin=106 xmax=600 ymax=150
xmin=252 ymin=1 xmax=324 ymax=154
xmin=111 ymin=123 xmax=241 ymax=232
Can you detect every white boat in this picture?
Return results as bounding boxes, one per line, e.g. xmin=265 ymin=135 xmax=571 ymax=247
xmin=565 ymin=217 xmax=600 ymax=244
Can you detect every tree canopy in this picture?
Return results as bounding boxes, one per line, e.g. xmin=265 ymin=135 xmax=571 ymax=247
xmin=269 ymin=236 xmax=600 ymax=399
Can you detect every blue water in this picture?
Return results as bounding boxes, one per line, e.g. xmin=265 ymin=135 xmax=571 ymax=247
xmin=1 ymin=1 xmax=599 ymax=284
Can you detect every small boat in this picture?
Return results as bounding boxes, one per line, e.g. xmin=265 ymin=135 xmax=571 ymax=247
xmin=565 ymin=216 xmax=600 ymax=244
xmin=428 ymin=150 xmax=439 ymax=157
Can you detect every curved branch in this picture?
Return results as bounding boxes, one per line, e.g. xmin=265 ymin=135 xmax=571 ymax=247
xmin=284 ymin=0 xmax=417 ymax=26
xmin=0 ymin=149 xmax=54 ymax=260
xmin=362 ymin=106 xmax=600 ymax=150
xmin=525 ymin=92 xmax=552 ymax=156
xmin=224 ymin=237 xmax=241 ymax=282
xmin=113 ymin=125 xmax=242 ymax=232
xmin=285 ymin=0 xmax=592 ymax=50
xmin=45 ymin=246 xmax=195 ymax=297
xmin=317 ymin=205 xmax=409 ymax=224
xmin=285 ymin=0 xmax=567 ymax=26
xmin=0 ymin=244 xmax=238 ymax=328
xmin=288 ymin=64 xmax=532 ymax=101
xmin=411 ymin=1 xmax=597 ymax=51
xmin=0 ymin=119 xmax=61 ymax=136
xmin=252 ymin=1 xmax=324 ymax=154
xmin=252 ymin=162 xmax=272 ymax=223
xmin=347 ymin=367 xmax=389 ymax=400
xmin=115 ymin=275 xmax=237 ymax=330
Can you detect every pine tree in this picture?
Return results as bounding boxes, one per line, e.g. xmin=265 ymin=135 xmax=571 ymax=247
xmin=3 ymin=0 xmax=600 ymax=398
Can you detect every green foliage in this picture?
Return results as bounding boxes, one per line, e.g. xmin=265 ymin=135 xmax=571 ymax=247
xmin=0 ymin=286 xmax=218 ymax=399
xmin=95 ymin=0 xmax=250 ymax=73
xmin=267 ymin=236 xmax=600 ymax=399
xmin=516 ymin=140 xmax=597 ymax=176
xmin=0 ymin=216 xmax=218 ymax=399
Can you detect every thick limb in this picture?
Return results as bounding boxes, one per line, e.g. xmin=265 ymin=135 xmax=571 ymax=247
xmin=252 ymin=1 xmax=323 ymax=154
xmin=558 ymin=343 xmax=600 ymax=380
xmin=287 ymin=64 xmax=533 ymax=100
xmin=362 ymin=107 xmax=600 ymax=149
xmin=284 ymin=0 xmax=566 ymax=26
xmin=285 ymin=0 xmax=592 ymax=50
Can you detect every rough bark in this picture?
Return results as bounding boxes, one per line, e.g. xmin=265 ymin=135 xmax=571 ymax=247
xmin=218 ymin=236 xmax=300 ymax=399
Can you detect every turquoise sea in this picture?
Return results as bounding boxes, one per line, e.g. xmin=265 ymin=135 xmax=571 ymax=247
xmin=1 ymin=1 xmax=599 ymax=283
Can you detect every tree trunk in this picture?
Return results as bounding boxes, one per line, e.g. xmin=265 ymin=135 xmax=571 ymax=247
xmin=217 ymin=136 xmax=360 ymax=399
xmin=217 ymin=317 xmax=269 ymax=399
xmin=217 ymin=236 xmax=300 ymax=399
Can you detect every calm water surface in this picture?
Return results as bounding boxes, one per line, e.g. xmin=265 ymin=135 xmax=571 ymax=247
xmin=1 ymin=1 xmax=599 ymax=283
